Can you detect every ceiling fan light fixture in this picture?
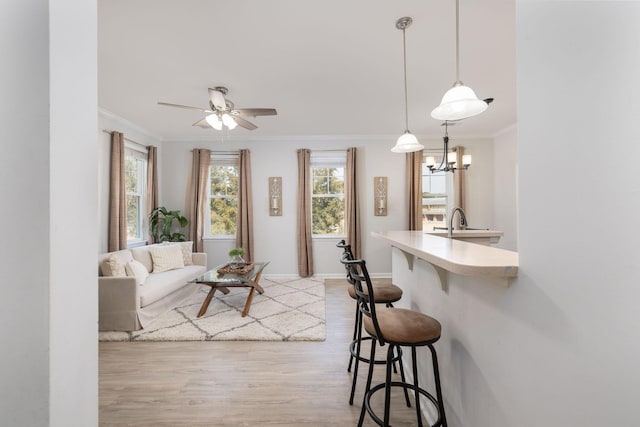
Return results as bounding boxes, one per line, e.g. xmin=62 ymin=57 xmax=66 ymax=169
xmin=431 ymin=81 xmax=488 ymax=121
xmin=205 ymin=114 xmax=223 ymax=130
xmin=221 ymin=113 xmax=237 ymax=130
xmin=391 ymin=131 xmax=424 ymax=153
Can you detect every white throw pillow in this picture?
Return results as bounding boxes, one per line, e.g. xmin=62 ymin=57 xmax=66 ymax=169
xmin=125 ymin=259 xmax=150 ymax=285
xmin=105 ymin=251 xmax=133 ymax=277
xmin=162 ymin=241 xmax=193 ymax=266
xmin=149 ymin=244 xmax=185 ymax=273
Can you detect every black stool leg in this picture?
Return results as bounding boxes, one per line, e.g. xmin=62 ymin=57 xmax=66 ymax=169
xmin=349 ymin=310 xmax=364 ymax=405
xmin=429 ymin=343 xmax=447 ymax=427
xmin=412 ymin=346 xmax=423 ymax=427
xmin=358 ymin=338 xmax=377 ymax=427
xmin=397 ymin=346 xmax=412 ymax=407
xmin=383 ymin=344 xmax=395 ymax=426
xmin=348 ymin=303 xmax=360 ymax=372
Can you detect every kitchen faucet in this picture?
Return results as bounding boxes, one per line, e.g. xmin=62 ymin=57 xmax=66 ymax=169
xmin=448 ymin=207 xmax=468 ymax=238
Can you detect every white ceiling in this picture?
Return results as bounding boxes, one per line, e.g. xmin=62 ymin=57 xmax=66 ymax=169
xmin=98 ymin=0 xmax=516 ymax=141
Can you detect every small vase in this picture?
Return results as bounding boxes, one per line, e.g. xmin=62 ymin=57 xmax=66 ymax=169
xmin=229 ymin=255 xmax=245 ymax=269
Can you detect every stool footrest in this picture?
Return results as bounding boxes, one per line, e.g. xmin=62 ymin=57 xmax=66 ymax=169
xmin=350 ymin=337 xmax=403 ymax=365
xmin=364 ymin=381 xmax=444 ymax=427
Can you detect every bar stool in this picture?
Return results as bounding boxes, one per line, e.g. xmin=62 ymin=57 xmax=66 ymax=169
xmin=341 ymin=256 xmax=447 ymax=427
xmin=336 ymin=241 xmax=409 ymax=407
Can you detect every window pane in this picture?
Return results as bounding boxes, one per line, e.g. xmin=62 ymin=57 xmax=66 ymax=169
xmin=312 ymin=176 xmax=328 ymax=194
xmin=209 ymin=163 xmax=239 ymax=236
xmin=312 ymin=196 xmax=345 ymax=235
xmin=126 ymin=195 xmax=140 ymax=239
xmin=210 ymin=197 xmax=237 ymax=235
xmin=125 ymin=158 xmax=138 ymax=193
xmin=329 ymin=176 xmax=344 ymax=194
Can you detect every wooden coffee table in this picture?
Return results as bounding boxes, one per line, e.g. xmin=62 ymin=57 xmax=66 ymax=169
xmin=190 ymin=261 xmax=269 ymax=318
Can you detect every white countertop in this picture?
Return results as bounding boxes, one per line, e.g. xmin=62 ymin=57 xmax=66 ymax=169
xmin=372 ymin=230 xmax=518 ymax=283
xmin=424 ymin=229 xmax=504 ymax=238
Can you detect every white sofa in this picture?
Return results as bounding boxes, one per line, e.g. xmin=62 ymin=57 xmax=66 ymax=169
xmin=98 ymin=243 xmax=207 ymax=331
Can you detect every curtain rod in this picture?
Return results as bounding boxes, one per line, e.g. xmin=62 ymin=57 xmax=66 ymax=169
xmin=191 ymin=149 xmax=241 ymax=153
xmin=101 ymin=129 xmax=147 ymax=148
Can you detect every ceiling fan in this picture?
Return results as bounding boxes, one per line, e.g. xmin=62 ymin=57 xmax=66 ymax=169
xmin=158 ymin=86 xmax=277 ymax=131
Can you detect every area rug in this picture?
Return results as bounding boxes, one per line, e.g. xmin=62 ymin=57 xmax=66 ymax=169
xmin=99 ymin=277 xmax=325 ymax=342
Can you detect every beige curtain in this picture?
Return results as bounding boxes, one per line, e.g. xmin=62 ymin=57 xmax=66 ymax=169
xmin=236 ymin=149 xmax=254 ymax=262
xmin=452 ymin=146 xmax=466 ymax=212
xmin=146 ymin=146 xmax=159 ymax=244
xmin=406 ymin=150 xmax=423 ymax=231
xmin=345 ymin=147 xmax=361 ymax=259
xmin=108 ymin=132 xmax=127 ymax=251
xmin=297 ymin=149 xmax=313 ymax=277
xmin=187 ymin=149 xmax=211 ymax=252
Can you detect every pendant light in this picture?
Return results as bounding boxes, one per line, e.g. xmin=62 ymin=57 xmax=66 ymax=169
xmin=391 ymin=17 xmax=424 ymax=153
xmin=431 ymin=0 xmax=488 ymax=121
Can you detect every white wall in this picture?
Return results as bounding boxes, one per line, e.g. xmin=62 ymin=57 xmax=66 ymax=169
xmin=160 ymin=135 xmax=496 ymax=276
xmin=1 ymin=0 xmax=98 ymax=425
xmin=98 ymin=110 xmax=163 ymax=253
xmin=493 ymin=125 xmax=518 ymax=250
xmin=391 ymin=3 xmax=640 ymax=426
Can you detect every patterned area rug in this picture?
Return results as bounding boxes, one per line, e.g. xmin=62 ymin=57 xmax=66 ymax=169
xmin=99 ymin=277 xmax=325 ymax=342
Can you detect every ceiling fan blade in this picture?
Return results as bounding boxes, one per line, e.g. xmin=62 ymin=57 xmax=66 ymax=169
xmin=192 ymin=118 xmax=210 ymax=128
xmin=208 ymin=88 xmax=227 ymax=110
xmin=158 ymin=102 xmax=213 ymax=113
xmin=233 ymin=108 xmax=278 ymax=117
xmin=233 ymin=116 xmax=258 ymax=131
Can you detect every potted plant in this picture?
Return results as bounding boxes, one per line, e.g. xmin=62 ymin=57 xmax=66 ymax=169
xmin=228 ymin=247 xmax=245 ymax=268
xmin=149 ymin=207 xmax=189 ymax=242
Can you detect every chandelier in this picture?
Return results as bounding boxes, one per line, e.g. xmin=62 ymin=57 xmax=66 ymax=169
xmin=425 ymin=121 xmax=471 ymax=172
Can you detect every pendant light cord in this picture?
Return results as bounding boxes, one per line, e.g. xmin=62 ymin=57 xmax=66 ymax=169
xmin=402 ymin=27 xmax=409 ymax=131
xmin=455 ymin=0 xmax=460 ymax=83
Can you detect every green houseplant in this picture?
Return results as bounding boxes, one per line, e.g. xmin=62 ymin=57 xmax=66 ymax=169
xmin=228 ymin=247 xmax=245 ymax=268
xmin=149 ymin=206 xmax=189 ymax=242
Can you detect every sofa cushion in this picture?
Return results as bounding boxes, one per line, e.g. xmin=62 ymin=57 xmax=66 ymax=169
xmin=149 ymin=244 xmax=184 ymax=273
xmin=125 ymin=259 xmax=149 ymax=285
xmin=139 ymin=264 xmax=206 ymax=307
xmin=101 ymin=250 xmax=133 ymax=277
xmin=130 ymin=246 xmax=154 ymax=273
xmin=162 ymin=241 xmax=194 ymax=266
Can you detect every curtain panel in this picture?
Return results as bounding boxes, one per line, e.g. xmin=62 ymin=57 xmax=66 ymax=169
xmin=345 ymin=147 xmax=361 ymax=259
xmin=237 ymin=149 xmax=254 ymax=262
xmin=146 ymin=145 xmax=159 ymax=244
xmin=406 ymin=150 xmax=423 ymax=231
xmin=296 ymin=149 xmax=313 ymax=277
xmin=187 ymin=149 xmax=211 ymax=252
xmin=108 ymin=132 xmax=127 ymax=251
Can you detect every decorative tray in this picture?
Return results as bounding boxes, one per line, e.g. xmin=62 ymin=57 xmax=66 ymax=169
xmin=217 ymin=262 xmax=254 ymax=275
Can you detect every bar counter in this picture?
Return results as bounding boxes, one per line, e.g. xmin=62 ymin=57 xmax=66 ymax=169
xmin=372 ymin=230 xmax=518 ymax=288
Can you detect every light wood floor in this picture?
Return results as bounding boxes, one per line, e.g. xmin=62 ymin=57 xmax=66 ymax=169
xmin=100 ymin=280 xmax=429 ymax=426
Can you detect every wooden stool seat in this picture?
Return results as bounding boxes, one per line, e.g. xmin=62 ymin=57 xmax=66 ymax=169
xmin=347 ymin=283 xmax=403 ymax=303
xmin=363 ymin=307 xmax=441 ymax=345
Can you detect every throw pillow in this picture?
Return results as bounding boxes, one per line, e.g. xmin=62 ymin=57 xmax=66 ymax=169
xmin=149 ymin=244 xmax=185 ymax=273
xmin=162 ymin=241 xmax=193 ymax=266
xmin=105 ymin=251 xmax=133 ymax=277
xmin=125 ymin=259 xmax=150 ymax=285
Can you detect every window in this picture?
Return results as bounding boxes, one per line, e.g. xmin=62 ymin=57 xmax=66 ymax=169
xmin=124 ymin=147 xmax=147 ymax=243
xmin=208 ymin=153 xmax=239 ymax=237
xmin=422 ymin=151 xmax=453 ymax=230
xmin=311 ymin=151 xmax=346 ymax=236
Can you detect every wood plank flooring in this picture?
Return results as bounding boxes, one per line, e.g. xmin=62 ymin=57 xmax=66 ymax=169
xmin=100 ymin=280 xmax=428 ymax=426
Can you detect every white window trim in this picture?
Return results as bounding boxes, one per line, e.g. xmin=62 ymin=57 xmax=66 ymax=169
xmin=124 ymin=146 xmax=148 ymax=246
xmin=206 ymin=153 xmax=239 ymax=239
xmin=310 ymin=150 xmax=347 ymax=238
